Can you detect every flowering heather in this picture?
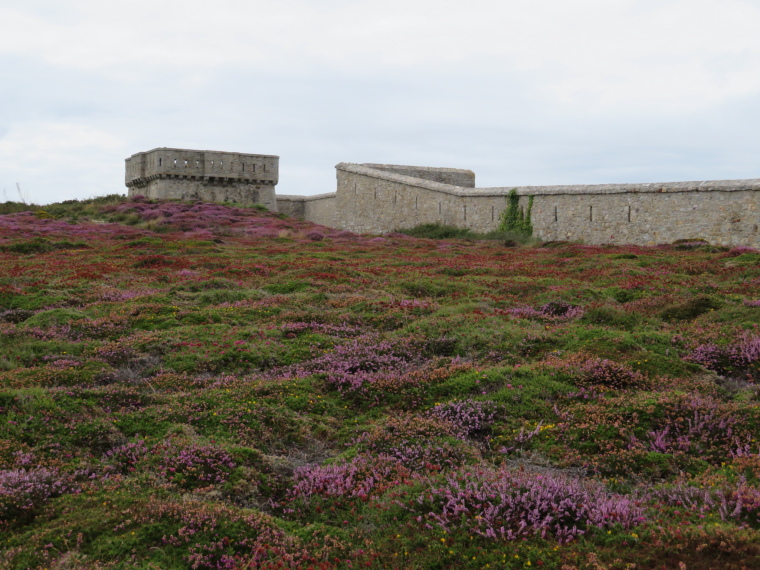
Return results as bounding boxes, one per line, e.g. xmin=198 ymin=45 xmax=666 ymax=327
xmin=292 ymin=334 xmax=426 ymax=392
xmin=687 ymin=332 xmax=760 ymax=377
xmin=413 ymin=465 xmax=645 ymax=543
xmin=124 ymin=498 xmax=315 ymax=568
xmin=90 ymin=341 xmax=137 ymax=366
xmin=280 ymin=321 xmax=365 ymax=338
xmin=287 ymin=454 xmax=413 ymax=503
xmin=99 ymin=287 xmax=159 ymax=302
xmin=157 ymin=443 xmax=236 ymax=489
xmin=503 ymin=300 xmax=584 ymax=322
xmin=542 ymin=352 xmax=647 ymax=389
xmin=352 ymin=415 xmax=480 ymax=470
xmin=652 ymin=478 xmax=760 ymax=525
xmin=0 ymin=468 xmax=77 ymax=520
xmin=103 ymin=440 xmax=149 ymax=473
xmin=631 ymin=395 xmax=745 ymax=461
xmin=427 ymin=399 xmax=497 ymax=438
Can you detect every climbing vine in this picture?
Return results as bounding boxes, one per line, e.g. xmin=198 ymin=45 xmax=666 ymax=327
xmin=499 ymin=189 xmax=533 ymax=236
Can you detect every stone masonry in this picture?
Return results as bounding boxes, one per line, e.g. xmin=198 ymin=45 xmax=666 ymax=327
xmin=277 ymin=163 xmax=760 ymax=247
xmin=125 ymin=148 xmax=279 ymax=211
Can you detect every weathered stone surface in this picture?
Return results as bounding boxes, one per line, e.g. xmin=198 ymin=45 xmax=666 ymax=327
xmin=360 ymin=164 xmax=475 ymax=187
xmin=125 ymin=148 xmax=278 ymax=211
xmin=284 ymin=163 xmax=760 ymax=247
xmin=276 ymin=193 xmax=336 ymax=227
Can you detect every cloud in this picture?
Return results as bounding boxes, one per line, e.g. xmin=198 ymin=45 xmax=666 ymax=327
xmin=0 ymin=121 xmax=125 ymax=203
xmin=0 ymin=0 xmax=759 ymax=203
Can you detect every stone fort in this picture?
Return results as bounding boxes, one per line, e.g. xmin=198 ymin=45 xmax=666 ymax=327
xmin=125 ymin=148 xmax=760 ymax=247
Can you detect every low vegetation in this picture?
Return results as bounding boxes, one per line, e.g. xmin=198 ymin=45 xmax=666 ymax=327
xmin=1 ymin=195 xmax=760 ymax=568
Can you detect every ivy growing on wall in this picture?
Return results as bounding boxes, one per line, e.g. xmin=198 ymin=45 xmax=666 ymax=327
xmin=499 ymin=189 xmax=533 ymax=236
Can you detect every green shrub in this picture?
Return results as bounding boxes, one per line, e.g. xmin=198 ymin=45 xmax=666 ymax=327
xmin=661 ymin=295 xmax=722 ymax=321
xmin=23 ymin=308 xmax=87 ymax=328
xmin=395 ymin=222 xmax=536 ymax=244
xmin=395 ymin=223 xmax=473 ymax=240
xmin=263 ymin=281 xmax=310 ymax=295
xmin=582 ymin=306 xmax=644 ymax=329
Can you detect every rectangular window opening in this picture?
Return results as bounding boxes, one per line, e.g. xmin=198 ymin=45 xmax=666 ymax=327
xmin=554 ymin=206 xmax=558 ymax=222
xmin=416 ymin=196 xmax=418 ymax=210
xmin=491 ymin=206 xmax=494 ymax=221
xmin=464 ymin=205 xmax=467 ymax=222
xmin=158 ymin=158 xmax=162 ymax=166
xmin=627 ymin=205 xmax=631 ymax=222
xmin=589 ymin=205 xmax=593 ymax=222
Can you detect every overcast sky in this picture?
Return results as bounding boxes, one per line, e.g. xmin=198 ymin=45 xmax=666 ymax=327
xmin=1 ymin=0 xmax=760 ymax=204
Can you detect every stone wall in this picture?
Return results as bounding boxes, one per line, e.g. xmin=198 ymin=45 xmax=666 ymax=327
xmin=324 ymin=163 xmax=760 ymax=247
xmin=125 ymin=148 xmax=278 ymax=211
xmin=135 ymin=178 xmax=278 ymax=211
xmin=277 ymin=193 xmax=337 ymax=228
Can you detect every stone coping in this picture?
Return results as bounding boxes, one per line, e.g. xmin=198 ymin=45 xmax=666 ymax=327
xmin=336 ymin=163 xmax=760 ymax=197
xmin=277 ymin=193 xmax=336 ymax=202
xmin=131 ymin=147 xmax=279 ymax=159
xmin=362 ymin=163 xmax=474 ymax=175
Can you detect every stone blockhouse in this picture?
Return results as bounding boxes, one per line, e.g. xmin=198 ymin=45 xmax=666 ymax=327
xmin=277 ymin=163 xmax=760 ymax=247
xmin=125 ymin=148 xmax=279 ymax=211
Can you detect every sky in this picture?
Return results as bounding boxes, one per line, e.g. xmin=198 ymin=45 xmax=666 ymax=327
xmin=1 ymin=0 xmax=760 ymax=204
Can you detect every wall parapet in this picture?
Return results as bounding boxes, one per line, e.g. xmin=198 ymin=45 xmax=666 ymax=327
xmin=336 ymin=163 xmax=760 ymax=197
xmin=360 ymin=164 xmax=475 ymax=187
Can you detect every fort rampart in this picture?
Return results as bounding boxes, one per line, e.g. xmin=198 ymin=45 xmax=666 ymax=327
xmin=124 ymin=151 xmax=760 ymax=247
xmin=278 ymin=163 xmax=760 ymax=247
